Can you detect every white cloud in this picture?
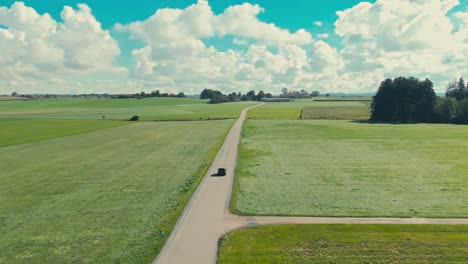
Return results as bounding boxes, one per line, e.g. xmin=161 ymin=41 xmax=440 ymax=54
xmin=118 ymin=0 xmax=315 ymax=94
xmin=314 ymin=21 xmax=323 ymax=27
xmin=317 ymin=33 xmax=329 ymax=39
xmin=0 ymin=2 xmax=124 ymax=93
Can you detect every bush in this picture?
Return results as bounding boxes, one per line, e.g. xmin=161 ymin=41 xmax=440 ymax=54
xmin=129 ymin=115 xmax=140 ymax=121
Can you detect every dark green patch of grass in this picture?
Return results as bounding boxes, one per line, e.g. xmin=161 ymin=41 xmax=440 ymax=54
xmin=0 ymin=119 xmax=127 ymax=147
xmin=218 ymin=224 xmax=468 ymax=264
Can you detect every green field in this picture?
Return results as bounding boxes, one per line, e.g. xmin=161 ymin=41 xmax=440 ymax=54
xmin=248 ymin=100 xmax=367 ymax=119
xmin=232 ymin=120 xmax=468 ymax=217
xmin=0 ymin=120 xmax=232 ymax=263
xmin=0 ymin=119 xmax=127 ymax=147
xmin=313 ymin=96 xmax=372 ymax=101
xmin=0 ymin=97 xmax=257 ymax=120
xmin=218 ymin=224 xmax=468 ymax=263
xmin=300 ymin=104 xmax=370 ymax=120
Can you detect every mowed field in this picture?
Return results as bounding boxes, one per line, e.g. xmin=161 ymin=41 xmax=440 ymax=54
xmin=218 ymin=224 xmax=468 ymax=263
xmin=248 ymin=100 xmax=370 ymax=120
xmin=0 ymin=119 xmax=233 ymax=263
xmin=0 ymin=97 xmax=257 ymax=120
xmin=232 ymin=120 xmax=468 ymax=217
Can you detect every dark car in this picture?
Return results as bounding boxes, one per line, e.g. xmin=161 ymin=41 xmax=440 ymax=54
xmin=217 ymin=168 xmax=227 ymax=176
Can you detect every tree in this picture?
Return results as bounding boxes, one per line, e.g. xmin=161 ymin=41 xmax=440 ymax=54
xmin=151 ymin=90 xmax=160 ymax=97
xmin=200 ymin=88 xmax=214 ymax=99
xmin=11 ymin=92 xmax=18 ymax=96
xmin=209 ymin=91 xmax=225 ymax=104
xmin=176 ymin=92 xmax=185 ymax=98
xmin=256 ymin=91 xmax=265 ymax=101
xmin=246 ymin=90 xmax=256 ymax=100
xmin=446 ymin=77 xmax=466 ymax=101
xmin=281 ymin=87 xmax=288 ymax=95
xmin=311 ymin=91 xmax=320 ymax=97
xmin=265 ymin=93 xmax=273 ymax=98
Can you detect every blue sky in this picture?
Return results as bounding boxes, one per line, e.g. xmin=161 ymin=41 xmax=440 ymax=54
xmin=1 ymin=0 xmax=468 ymax=94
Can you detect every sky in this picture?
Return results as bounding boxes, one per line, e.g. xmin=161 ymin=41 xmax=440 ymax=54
xmin=1 ymin=0 xmax=468 ymax=95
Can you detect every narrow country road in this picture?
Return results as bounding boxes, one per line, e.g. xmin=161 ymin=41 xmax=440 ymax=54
xmin=153 ymin=104 xmax=263 ymax=264
xmin=154 ymin=103 xmax=468 ymax=264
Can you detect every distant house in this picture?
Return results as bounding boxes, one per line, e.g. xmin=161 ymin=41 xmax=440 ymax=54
xmin=262 ymin=97 xmax=292 ymax=102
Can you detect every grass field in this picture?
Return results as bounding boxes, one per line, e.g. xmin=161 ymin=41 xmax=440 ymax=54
xmin=313 ymin=96 xmax=372 ymax=101
xmin=248 ymin=100 xmax=367 ymax=119
xmin=0 ymin=96 xmax=28 ymax=101
xmin=0 ymin=120 xmax=233 ymax=263
xmin=300 ymin=105 xmax=370 ymax=120
xmin=0 ymin=119 xmax=127 ymax=147
xmin=0 ymin=97 xmax=257 ymax=120
xmin=232 ymin=120 xmax=468 ymax=217
xmin=218 ymin=224 xmax=468 ymax=263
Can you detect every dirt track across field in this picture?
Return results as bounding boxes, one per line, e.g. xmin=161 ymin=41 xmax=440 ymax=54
xmin=153 ymin=104 xmax=468 ymax=264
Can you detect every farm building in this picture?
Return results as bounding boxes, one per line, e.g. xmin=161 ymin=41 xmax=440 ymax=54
xmin=262 ymin=97 xmax=292 ymax=102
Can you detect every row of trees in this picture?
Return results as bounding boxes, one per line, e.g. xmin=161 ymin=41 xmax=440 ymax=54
xmin=280 ymin=88 xmax=321 ymax=98
xmin=200 ymin=89 xmax=272 ymax=104
xmin=371 ymin=76 xmax=468 ymax=124
xmin=118 ymin=90 xmax=185 ymax=99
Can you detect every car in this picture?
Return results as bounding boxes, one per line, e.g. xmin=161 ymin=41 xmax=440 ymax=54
xmin=217 ymin=168 xmax=227 ymax=176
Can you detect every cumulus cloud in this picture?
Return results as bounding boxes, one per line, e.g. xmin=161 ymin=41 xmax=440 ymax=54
xmin=335 ymin=0 xmax=468 ymax=91
xmin=121 ymin=0 xmax=468 ymax=94
xmin=0 ymin=2 xmax=124 ymax=93
xmin=118 ymin=0 xmax=316 ymax=94
xmin=314 ymin=21 xmax=323 ymax=27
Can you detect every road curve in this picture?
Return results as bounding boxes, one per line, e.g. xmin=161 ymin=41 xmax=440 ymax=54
xmin=153 ymin=104 xmax=263 ymax=264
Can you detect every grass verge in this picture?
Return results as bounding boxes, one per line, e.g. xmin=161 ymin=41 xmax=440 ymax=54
xmin=218 ymin=224 xmax=468 ymax=264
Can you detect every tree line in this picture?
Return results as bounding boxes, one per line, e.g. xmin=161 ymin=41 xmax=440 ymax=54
xmin=117 ymin=90 xmax=185 ymax=99
xmin=370 ymin=76 xmax=468 ymax=124
xmin=200 ymin=88 xmax=322 ymax=104
xmin=200 ymin=89 xmax=272 ymax=104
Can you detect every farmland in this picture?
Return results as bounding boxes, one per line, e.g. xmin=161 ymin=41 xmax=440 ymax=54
xmin=300 ymin=104 xmax=370 ymax=120
xmin=0 ymin=97 xmax=257 ymax=120
xmin=232 ymin=120 xmax=468 ymax=217
xmin=248 ymin=100 xmax=369 ymax=120
xmin=0 ymin=119 xmax=127 ymax=147
xmin=0 ymin=120 xmax=233 ymax=263
xmin=218 ymin=224 xmax=468 ymax=264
